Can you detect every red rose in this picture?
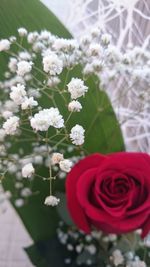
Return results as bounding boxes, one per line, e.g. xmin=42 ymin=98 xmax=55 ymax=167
xmin=66 ymin=152 xmax=150 ymax=238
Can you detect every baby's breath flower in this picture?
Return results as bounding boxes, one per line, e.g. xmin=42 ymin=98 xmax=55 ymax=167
xmin=127 ymin=261 xmax=146 ymax=267
xmin=3 ymin=116 xmax=19 ymax=135
xmin=17 ymin=60 xmax=33 ymax=76
xmin=86 ymin=244 xmax=97 ymax=255
xmin=22 ymin=163 xmax=35 ymax=178
xmin=21 ymin=96 xmax=38 ymax=110
xmin=111 ymin=250 xmax=124 ymax=266
xmin=15 ymin=198 xmax=24 ymax=207
xmin=68 ymin=100 xmax=82 ymax=112
xmin=30 ymin=108 xmax=64 ymax=131
xmin=19 ymin=51 xmax=32 ymax=61
xmin=51 ymin=153 xmax=64 ymax=165
xmin=27 ymin=31 xmax=38 ymax=43
xmin=18 ymin=27 xmax=28 ymax=37
xmin=59 ymin=159 xmax=72 ymax=173
xmin=88 ymin=43 xmax=102 ymax=56
xmin=44 ymin=195 xmax=60 ymax=206
xmin=0 ymin=39 xmax=10 ymax=51
xmin=76 ymin=244 xmax=84 ymax=253
xmin=2 ymin=110 xmax=13 ymax=119
xmin=67 ymin=78 xmax=88 ymax=99
xmin=47 ymin=76 xmax=60 ymax=87
xmin=10 ymin=83 xmax=26 ymax=105
xmin=21 ymin=188 xmax=32 ymax=197
xmin=8 ymin=57 xmax=18 ymax=73
xmin=70 ymin=124 xmax=85 ymax=145
xmin=101 ymin=33 xmax=111 ymax=45
xmin=43 ymin=54 xmax=63 ymax=75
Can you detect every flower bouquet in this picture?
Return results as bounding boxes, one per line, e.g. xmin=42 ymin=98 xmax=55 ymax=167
xmin=0 ymin=1 xmax=150 ymax=267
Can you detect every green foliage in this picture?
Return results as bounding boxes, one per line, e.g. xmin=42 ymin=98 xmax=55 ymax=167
xmin=56 ymin=192 xmax=73 ymax=226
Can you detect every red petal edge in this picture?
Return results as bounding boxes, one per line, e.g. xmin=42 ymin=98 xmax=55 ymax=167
xmin=66 ymin=153 xmax=106 ymax=233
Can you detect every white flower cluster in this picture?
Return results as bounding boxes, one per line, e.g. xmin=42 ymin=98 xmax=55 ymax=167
xmin=30 ymin=108 xmax=64 ymax=131
xmin=3 ymin=116 xmax=19 ymax=135
xmin=111 ymin=250 xmax=124 ymax=266
xmin=67 ymin=78 xmax=88 ymax=99
xmin=22 ymin=163 xmax=35 ymax=178
xmin=10 ymin=83 xmax=26 ymax=105
xmin=43 ymin=53 xmax=63 ymax=75
xmin=70 ymin=124 xmax=85 ymax=145
xmin=18 ymin=27 xmax=28 ymax=37
xmin=44 ymin=195 xmax=60 ymax=206
xmin=51 ymin=153 xmax=72 ymax=173
xmin=68 ymin=100 xmax=82 ymax=112
xmin=0 ymin=39 xmax=10 ymax=51
xmin=17 ymin=60 xmax=33 ymax=76
xmin=10 ymin=83 xmax=38 ymax=110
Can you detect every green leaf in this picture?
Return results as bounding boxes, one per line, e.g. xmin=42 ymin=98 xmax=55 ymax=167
xmin=56 ymin=192 xmax=73 ymax=226
xmin=0 ymin=0 xmax=71 ymax=78
xmin=0 ymin=0 xmax=70 ymax=38
xmin=25 ymin=236 xmax=71 ymax=267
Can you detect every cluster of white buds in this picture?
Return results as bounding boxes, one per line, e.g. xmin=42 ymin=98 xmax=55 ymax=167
xmin=51 ymin=153 xmax=72 ymax=173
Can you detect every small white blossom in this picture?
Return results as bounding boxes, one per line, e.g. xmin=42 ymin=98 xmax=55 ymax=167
xmin=43 ymin=54 xmax=63 ymax=75
xmin=8 ymin=57 xmax=18 ymax=73
xmin=47 ymin=76 xmax=60 ymax=87
xmin=18 ymin=27 xmax=27 ymax=37
xmin=51 ymin=153 xmax=64 ymax=165
xmin=3 ymin=116 xmax=19 ymax=135
xmin=9 ymin=36 xmax=16 ymax=43
xmin=90 ymin=28 xmax=100 ymax=38
xmin=30 ymin=108 xmax=64 ymax=131
xmin=0 ymin=129 xmax=6 ymax=141
xmin=88 ymin=43 xmax=102 ymax=56
xmin=21 ymin=97 xmax=38 ymax=110
xmin=67 ymin=78 xmax=88 ymax=99
xmin=4 ymin=100 xmax=18 ymax=113
xmin=28 ymin=88 xmax=41 ymax=98
xmin=68 ymin=100 xmax=82 ymax=112
xmin=127 ymin=261 xmax=147 ymax=267
xmin=112 ymin=250 xmax=124 ymax=266
xmin=101 ymin=33 xmax=111 ymax=45
xmin=2 ymin=111 xmax=13 ymax=119
xmin=19 ymin=51 xmax=31 ymax=61
xmin=22 ymin=163 xmax=35 ymax=178
xmin=86 ymin=244 xmax=96 ymax=255
xmin=15 ymin=198 xmax=24 ymax=207
xmin=27 ymin=32 xmax=38 ymax=43
xmin=76 ymin=244 xmax=84 ymax=253
xmin=10 ymin=83 xmax=26 ymax=105
xmin=0 ymin=39 xmax=10 ymax=51
xmin=53 ymin=38 xmax=78 ymax=52
xmin=59 ymin=159 xmax=72 ymax=173
xmin=44 ymin=195 xmax=60 ymax=206
xmin=0 ymin=145 xmax=6 ymax=156
xmin=21 ymin=188 xmax=32 ymax=197
xmin=70 ymin=124 xmax=85 ymax=145
xmin=17 ymin=60 xmax=33 ymax=76
xmin=34 ymin=155 xmax=43 ymax=165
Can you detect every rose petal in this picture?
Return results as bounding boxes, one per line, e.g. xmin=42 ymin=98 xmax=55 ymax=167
xmin=66 ymin=153 xmax=106 ymax=233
